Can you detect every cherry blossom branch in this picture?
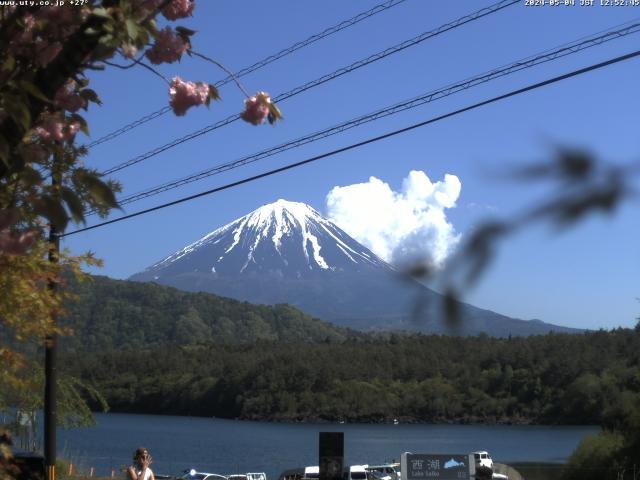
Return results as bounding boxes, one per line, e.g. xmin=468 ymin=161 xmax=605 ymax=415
xmin=189 ymin=50 xmax=250 ymax=98
xmin=103 ymin=58 xmax=169 ymax=85
xmin=105 ymin=51 xmax=147 ymax=70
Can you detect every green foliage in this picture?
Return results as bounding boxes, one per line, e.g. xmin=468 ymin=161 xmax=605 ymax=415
xmin=563 ymin=430 xmax=625 ymax=480
xmin=59 ymin=325 xmax=640 ymax=427
xmin=57 ymin=276 xmax=350 ymax=351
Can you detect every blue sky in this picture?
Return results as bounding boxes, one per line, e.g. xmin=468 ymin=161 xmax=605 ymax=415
xmin=65 ymin=0 xmax=640 ymax=330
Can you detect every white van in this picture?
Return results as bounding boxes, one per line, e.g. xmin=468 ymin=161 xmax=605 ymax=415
xmin=348 ymin=465 xmax=367 ymax=480
xmin=303 ymin=467 xmax=319 ymax=480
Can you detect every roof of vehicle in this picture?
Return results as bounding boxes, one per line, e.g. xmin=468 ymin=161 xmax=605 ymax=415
xmin=367 ymin=472 xmax=392 ymax=479
xmin=182 ymin=470 xmax=229 ymax=480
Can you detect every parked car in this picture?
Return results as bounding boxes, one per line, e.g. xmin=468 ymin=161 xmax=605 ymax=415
xmin=181 ymin=469 xmax=228 ymax=480
xmin=366 ymin=470 xmax=392 ymax=480
xmin=347 ymin=466 xmax=367 ymax=480
xmin=228 ymin=473 xmax=266 ymax=480
xmin=303 ymin=466 xmax=319 ymax=480
xmin=365 ymin=464 xmax=400 ymax=480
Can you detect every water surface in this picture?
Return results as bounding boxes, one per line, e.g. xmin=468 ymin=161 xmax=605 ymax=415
xmin=56 ymin=413 xmax=597 ymax=478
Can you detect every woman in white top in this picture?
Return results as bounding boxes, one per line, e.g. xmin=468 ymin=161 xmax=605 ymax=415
xmin=127 ymin=448 xmax=155 ymax=480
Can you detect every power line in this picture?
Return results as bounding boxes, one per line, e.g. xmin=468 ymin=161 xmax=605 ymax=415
xmin=99 ymin=0 xmax=519 ymax=176
xmin=100 ymin=21 xmax=640 ymax=211
xmin=61 ymin=48 xmax=640 ymax=238
xmin=83 ymin=0 xmax=409 ymax=150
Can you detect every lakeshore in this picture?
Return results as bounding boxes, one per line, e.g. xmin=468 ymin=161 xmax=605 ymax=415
xmin=52 ymin=413 xmax=595 ymax=479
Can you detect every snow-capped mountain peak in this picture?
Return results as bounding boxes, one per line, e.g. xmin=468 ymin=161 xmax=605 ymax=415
xmin=140 ymin=199 xmax=390 ymax=279
xmin=130 ymin=199 xmax=578 ymax=337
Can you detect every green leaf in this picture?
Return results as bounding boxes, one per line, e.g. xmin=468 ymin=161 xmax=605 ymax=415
xmin=126 ymin=19 xmax=139 ymax=40
xmin=70 ymin=114 xmax=89 ymax=136
xmin=33 ymin=195 xmax=69 ymax=231
xmin=98 ymin=33 xmax=115 ymax=46
xmin=0 ymin=134 xmax=9 ymax=167
xmin=61 ymin=187 xmax=85 ymax=224
xmin=79 ymin=89 xmax=101 ymax=106
xmin=2 ymin=55 xmax=15 ymax=72
xmin=3 ymin=96 xmax=31 ymax=132
xmin=18 ymin=166 xmax=44 ymax=188
xmin=175 ymin=26 xmax=197 ymax=37
xmin=138 ymin=29 xmax=151 ymax=46
xmin=91 ymin=8 xmax=111 ymax=18
xmin=80 ymin=172 xmax=119 ymax=210
xmin=208 ymin=85 xmax=220 ymax=101
xmin=18 ymin=80 xmax=51 ymax=103
xmin=267 ymin=102 xmax=283 ymax=125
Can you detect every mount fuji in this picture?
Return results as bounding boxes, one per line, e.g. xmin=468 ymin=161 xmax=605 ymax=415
xmin=130 ymin=199 xmax=578 ymax=336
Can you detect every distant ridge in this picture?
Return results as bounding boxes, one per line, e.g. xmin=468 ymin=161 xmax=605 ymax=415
xmin=59 ymin=275 xmax=351 ymax=352
xmin=130 ymin=199 xmax=581 ymax=337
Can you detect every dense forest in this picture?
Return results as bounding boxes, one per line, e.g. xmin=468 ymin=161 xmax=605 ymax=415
xmin=56 ymin=276 xmax=353 ymax=350
xmin=61 ymin=328 xmax=640 ymax=427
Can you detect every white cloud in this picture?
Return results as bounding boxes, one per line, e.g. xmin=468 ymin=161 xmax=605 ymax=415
xmin=326 ymin=170 xmax=461 ymax=269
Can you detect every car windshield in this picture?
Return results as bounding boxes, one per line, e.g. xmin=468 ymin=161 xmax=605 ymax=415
xmin=352 ymin=473 xmax=366 ymax=479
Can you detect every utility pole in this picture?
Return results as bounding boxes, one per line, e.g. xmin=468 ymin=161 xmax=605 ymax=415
xmin=44 ymin=154 xmax=61 ymax=480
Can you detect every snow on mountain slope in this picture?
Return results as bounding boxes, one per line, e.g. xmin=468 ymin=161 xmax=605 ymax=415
xmin=130 ymin=199 xmax=581 ymax=337
xmin=138 ymin=199 xmax=391 ymax=280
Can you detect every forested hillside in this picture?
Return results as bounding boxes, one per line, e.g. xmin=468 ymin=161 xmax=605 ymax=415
xmin=58 ymin=276 xmax=351 ymax=351
xmin=61 ymin=328 xmax=640 ymax=425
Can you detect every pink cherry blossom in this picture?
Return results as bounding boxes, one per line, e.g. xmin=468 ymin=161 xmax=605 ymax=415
xmin=36 ymin=6 xmax=73 ymax=26
xmin=34 ymin=119 xmax=81 ymax=143
xmin=0 ymin=229 xmax=38 ymax=255
xmin=54 ymin=79 xmax=87 ymax=113
xmin=35 ymin=41 xmax=63 ymax=67
xmin=0 ymin=211 xmax=37 ymax=255
xmin=145 ymin=27 xmax=188 ymax=65
xmin=11 ymin=14 xmax=35 ymax=46
xmin=162 ymin=0 xmax=195 ymax=20
xmin=121 ymin=43 xmax=138 ymax=59
xmin=168 ymin=77 xmax=210 ymax=116
xmin=240 ymin=92 xmax=272 ymax=126
xmin=35 ymin=6 xmax=77 ymax=40
xmin=133 ymin=0 xmax=164 ymax=17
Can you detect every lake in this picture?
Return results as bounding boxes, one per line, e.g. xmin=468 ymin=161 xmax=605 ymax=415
xmin=53 ymin=413 xmax=598 ymax=478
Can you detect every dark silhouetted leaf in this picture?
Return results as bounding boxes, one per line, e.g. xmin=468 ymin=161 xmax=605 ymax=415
xmin=33 ymin=195 xmax=69 ymax=231
xmin=80 ymin=172 xmax=119 ymax=209
xmin=79 ymin=89 xmax=101 ymax=105
xmin=61 ymin=187 xmax=86 ymax=224
xmin=3 ymin=96 xmax=31 ymax=132
xmin=0 ymin=134 xmax=9 ymax=167
xmin=18 ymin=80 xmax=51 ymax=103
